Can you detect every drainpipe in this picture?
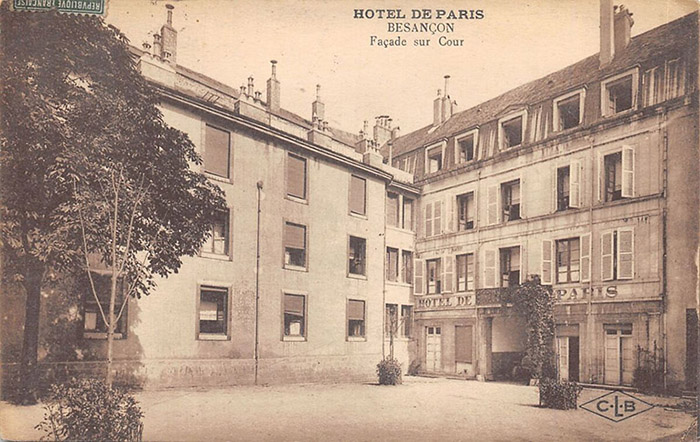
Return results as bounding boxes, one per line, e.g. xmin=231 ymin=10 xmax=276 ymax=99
xmin=254 ymin=180 xmax=263 ymax=385
xmin=587 ymin=136 xmax=594 ymax=383
xmin=382 ymin=193 xmax=388 ymax=359
xmin=660 ymin=111 xmax=669 ymax=391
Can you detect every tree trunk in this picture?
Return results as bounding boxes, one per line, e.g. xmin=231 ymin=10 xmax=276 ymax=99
xmin=19 ymin=264 xmax=44 ymax=404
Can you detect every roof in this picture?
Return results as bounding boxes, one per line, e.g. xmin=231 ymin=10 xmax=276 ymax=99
xmin=387 ymin=11 xmax=698 ymax=158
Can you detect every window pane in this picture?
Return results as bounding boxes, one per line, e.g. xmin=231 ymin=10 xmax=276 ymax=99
xmin=386 ymin=248 xmax=398 ymax=281
xmin=287 ymin=154 xmax=306 ymax=199
xmin=204 ymin=125 xmax=231 ymax=178
xmin=402 ymin=251 xmax=413 ymax=283
xmin=349 ymin=236 xmax=366 ymax=275
xmin=386 ymin=193 xmax=399 ymax=227
xmin=284 ymin=223 xmax=306 ymax=267
xmin=350 ymin=176 xmax=366 ymax=215
xmin=200 ymin=287 xmax=227 ymax=335
xmin=284 ymin=294 xmax=305 ymax=337
xmin=502 ymin=117 xmax=522 ymax=148
xmin=348 ymin=300 xmax=365 ymax=337
xmin=203 ymin=211 xmax=229 ymax=255
xmin=402 ymin=198 xmax=413 ymax=230
xmin=401 ymin=305 xmax=412 ymax=337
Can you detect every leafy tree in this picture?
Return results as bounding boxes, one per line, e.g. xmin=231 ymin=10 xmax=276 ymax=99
xmin=0 ymin=5 xmax=226 ymax=401
xmin=499 ymin=276 xmax=556 ymax=380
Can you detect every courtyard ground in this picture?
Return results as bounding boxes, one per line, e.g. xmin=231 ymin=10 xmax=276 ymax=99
xmin=1 ymin=376 xmax=695 ymax=441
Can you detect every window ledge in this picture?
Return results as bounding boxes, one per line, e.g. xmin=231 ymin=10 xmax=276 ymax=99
xmin=349 ymin=212 xmax=368 ymax=220
xmin=201 ymin=252 xmax=231 ymax=261
xmin=282 ymin=336 xmax=307 ymax=342
xmin=384 ymin=337 xmax=412 ymax=342
xmin=285 ymin=195 xmax=308 ymax=205
xmin=197 ymin=334 xmax=229 ymax=341
xmin=83 ymin=332 xmax=124 ymax=340
xmin=347 ymin=273 xmax=367 ymax=280
xmin=205 ymin=172 xmax=233 ymax=184
xmin=284 ymin=264 xmax=308 ymax=273
xmin=347 ymin=336 xmax=367 ymax=342
xmin=386 ymin=281 xmax=412 ymax=288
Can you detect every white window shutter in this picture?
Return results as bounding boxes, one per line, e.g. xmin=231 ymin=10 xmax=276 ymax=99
xmin=617 ymin=228 xmax=634 ymax=279
xmin=443 ymin=255 xmax=453 ymax=293
xmin=519 ymin=244 xmax=525 ymax=283
xmin=425 ymin=203 xmax=433 ymax=238
xmin=541 ymin=239 xmax=552 ymax=285
xmin=414 ymin=259 xmax=424 ymax=294
xmin=484 ymin=249 xmax=496 ymax=288
xmin=551 ymin=166 xmax=557 ymax=213
xmin=447 ymin=196 xmax=455 ymax=232
xmin=487 ymin=185 xmax=498 ymax=225
xmin=621 ymin=146 xmax=635 ymax=198
xmin=569 ymin=160 xmax=581 ymax=208
xmin=580 ymin=233 xmax=591 ymax=282
xmin=518 ymin=177 xmax=525 ymax=218
xmin=601 ymin=232 xmax=614 ymax=281
xmin=434 ymin=201 xmax=443 ymax=234
xmin=597 ymin=152 xmax=603 ymax=203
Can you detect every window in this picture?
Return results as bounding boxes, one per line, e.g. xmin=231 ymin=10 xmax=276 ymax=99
xmin=554 ymin=93 xmax=582 ymax=131
xmin=204 ymin=124 xmax=231 ymax=178
xmin=427 ymin=146 xmax=443 ymax=173
xmin=347 ymin=299 xmax=366 ymax=338
xmin=602 ymin=229 xmax=634 ymax=281
xmin=602 ymin=72 xmax=637 ymax=116
xmin=556 ymin=238 xmax=580 ymax=283
xmin=500 ymin=247 xmax=520 ymax=288
xmin=386 ymin=247 xmax=399 ymax=282
xmin=202 ymin=210 xmax=230 ymax=256
xmin=457 ymin=133 xmax=475 ymax=163
xmin=603 ymin=147 xmax=634 ymax=202
xmin=456 ymin=253 xmax=475 ymax=292
xmin=385 ymin=303 xmax=398 ymax=337
xmin=402 ymin=197 xmax=414 ymax=230
xmin=283 ymin=293 xmax=306 ymax=339
xmin=286 ymin=153 xmax=307 ymax=200
xmin=501 ymin=180 xmax=521 ymax=221
xmin=386 ymin=193 xmax=399 ymax=227
xmin=82 ymin=273 xmax=126 ymax=338
xmin=284 ymin=222 xmax=306 ymax=269
xmin=424 ymin=201 xmax=442 ymax=237
xmin=198 ymin=286 xmax=229 ymax=338
xmin=401 ymin=305 xmax=413 ymax=338
xmin=401 ymin=250 xmax=413 ymax=284
xmin=501 ymin=115 xmax=523 ymax=149
xmin=557 ymin=166 xmax=570 ymax=211
xmin=349 ymin=175 xmax=366 ymax=215
xmin=426 ymin=258 xmax=441 ymax=294
xmin=665 ymin=59 xmax=684 ymax=100
xmin=457 ymin=192 xmax=475 ymax=231
xmin=348 ymin=236 xmax=366 ymax=276
xmin=643 ymin=67 xmax=664 ymax=106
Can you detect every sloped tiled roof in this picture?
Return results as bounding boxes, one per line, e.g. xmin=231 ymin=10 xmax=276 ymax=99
xmin=387 ymin=11 xmax=698 ymax=157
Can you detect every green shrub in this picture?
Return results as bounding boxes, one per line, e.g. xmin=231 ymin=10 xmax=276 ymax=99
xmin=35 ymin=378 xmax=143 ymax=441
xmin=633 ymin=344 xmax=665 ymax=394
xmin=377 ymin=357 xmax=402 ymax=385
xmin=538 ymin=378 xmax=583 ymax=410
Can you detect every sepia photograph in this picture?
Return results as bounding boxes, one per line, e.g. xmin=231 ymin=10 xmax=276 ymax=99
xmin=0 ymin=0 xmax=698 ymax=440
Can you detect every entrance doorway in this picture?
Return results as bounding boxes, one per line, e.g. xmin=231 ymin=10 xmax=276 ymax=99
xmin=556 ymin=336 xmax=580 ymax=382
xmin=426 ymin=326 xmax=442 ymax=372
xmin=604 ymin=325 xmax=634 ymax=385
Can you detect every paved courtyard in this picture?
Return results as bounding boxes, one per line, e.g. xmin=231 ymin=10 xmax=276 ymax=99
xmin=1 ymin=377 xmax=695 ymax=441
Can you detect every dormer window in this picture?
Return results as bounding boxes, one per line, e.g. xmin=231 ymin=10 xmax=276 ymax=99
xmin=553 ymin=89 xmax=585 ymax=131
xmin=498 ymin=111 xmax=526 ymax=150
xmin=601 ymin=70 xmax=638 ymax=117
xmin=456 ymin=130 xmax=477 ymax=164
xmin=425 ymin=143 xmax=445 ymax=174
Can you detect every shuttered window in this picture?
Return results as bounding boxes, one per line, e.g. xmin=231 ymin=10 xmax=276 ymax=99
xmin=425 ymin=202 xmax=433 ymax=237
xmin=284 ymin=222 xmax=306 ymax=268
xmin=426 ymin=259 xmax=441 ymax=294
xmin=487 ymin=186 xmax=498 ymax=225
xmin=202 ymin=210 xmax=230 ymax=256
xmin=286 ymin=154 xmax=307 ymax=200
xmin=349 ymin=175 xmax=366 ymax=215
xmin=347 ymin=299 xmax=365 ymax=338
xmin=401 ymin=251 xmax=413 ymax=284
xmin=414 ymin=259 xmax=424 ymax=295
xmin=580 ymin=233 xmax=591 ymax=282
xmin=456 ymin=254 xmax=475 ymax=292
xmin=617 ymin=229 xmax=634 ymax=279
xmin=386 ymin=193 xmax=399 ymax=227
xmin=556 ymin=238 xmax=580 ymax=283
xmin=204 ymin=125 xmax=231 ymax=178
xmin=457 ymin=192 xmax=475 ymax=230
xmin=484 ymin=250 xmax=496 ymax=288
xmin=198 ymin=286 xmax=228 ymax=337
xmin=386 ymin=247 xmax=399 ymax=282
xmin=443 ymin=255 xmax=453 ymax=293
xmin=541 ymin=240 xmax=553 ymax=285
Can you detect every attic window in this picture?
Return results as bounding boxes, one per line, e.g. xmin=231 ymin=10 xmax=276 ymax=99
xmin=456 ymin=130 xmax=478 ymax=164
xmin=553 ymin=90 xmax=584 ymax=131
xmin=601 ymin=70 xmax=638 ymax=117
xmin=426 ymin=145 xmax=444 ymax=174
xmin=500 ymin=116 xmax=523 ymax=149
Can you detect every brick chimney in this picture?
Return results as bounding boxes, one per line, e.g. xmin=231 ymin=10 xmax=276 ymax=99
xmin=613 ymin=5 xmax=634 ymax=54
xmin=433 ymin=89 xmax=443 ymax=127
xmin=373 ymin=116 xmax=392 ymax=147
xmin=312 ymin=84 xmax=325 ymax=121
xmin=599 ymin=0 xmax=614 ymax=66
xmin=442 ymin=75 xmax=453 ymax=121
xmin=160 ymin=4 xmax=177 ymax=63
xmin=266 ymin=60 xmax=281 ymax=112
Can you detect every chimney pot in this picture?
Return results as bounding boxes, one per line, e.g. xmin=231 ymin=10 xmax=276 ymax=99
xmin=267 ymin=61 xmax=281 ymax=111
xmin=166 ymin=4 xmax=174 ymax=26
xmin=270 ymin=60 xmax=277 ymax=78
xmin=444 ymin=75 xmax=451 ymax=97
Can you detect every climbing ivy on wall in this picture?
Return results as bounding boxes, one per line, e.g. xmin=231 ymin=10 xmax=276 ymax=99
xmin=499 ymin=275 xmax=556 ymax=380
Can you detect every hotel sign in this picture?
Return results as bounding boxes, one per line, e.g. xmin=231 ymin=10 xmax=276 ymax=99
xmin=554 ymin=285 xmax=618 ymax=302
xmin=416 ymin=293 xmax=476 ymax=310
